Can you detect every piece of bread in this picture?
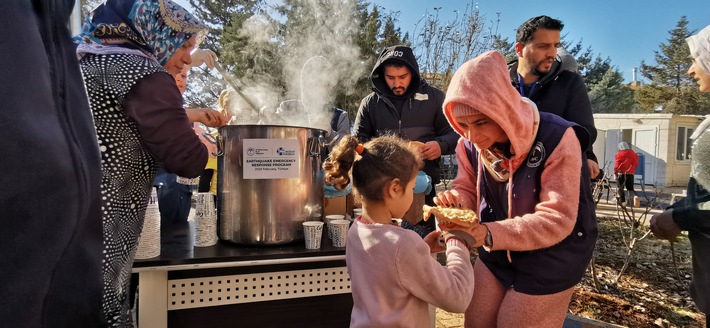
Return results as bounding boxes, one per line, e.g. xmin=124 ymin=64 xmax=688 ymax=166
xmin=422 ymin=205 xmax=479 ymax=227
xmin=409 ymin=141 xmax=426 ymax=151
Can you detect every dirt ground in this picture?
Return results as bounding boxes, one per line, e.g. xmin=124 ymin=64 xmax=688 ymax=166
xmin=569 ymin=215 xmax=705 ymax=327
xmin=433 ymin=216 xmax=706 ymax=328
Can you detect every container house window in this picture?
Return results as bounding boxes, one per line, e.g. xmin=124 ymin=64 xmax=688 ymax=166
xmin=676 ymin=126 xmax=694 ymax=161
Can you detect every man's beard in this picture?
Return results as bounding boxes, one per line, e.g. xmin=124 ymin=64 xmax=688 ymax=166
xmin=391 ymin=86 xmax=406 ymax=95
xmin=527 ymin=57 xmax=553 ymax=76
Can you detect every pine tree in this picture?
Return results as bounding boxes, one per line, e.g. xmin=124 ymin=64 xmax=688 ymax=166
xmin=328 ymin=3 xmax=410 ymax=118
xmin=640 ymin=16 xmax=694 ymax=90
xmin=636 ymin=16 xmax=710 ymax=114
xmin=589 ymin=69 xmax=634 ymax=113
xmin=489 ymin=34 xmax=515 ymax=63
xmin=381 ymin=16 xmax=408 ymax=48
xmin=564 ymin=40 xmax=613 ymax=91
xmin=182 ymin=0 xmax=266 ymax=108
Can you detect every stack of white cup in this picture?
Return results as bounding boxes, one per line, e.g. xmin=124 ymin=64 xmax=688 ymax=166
xmin=325 ymin=214 xmax=345 ymax=239
xmin=135 ymin=189 xmax=161 ymax=259
xmin=194 ymin=192 xmax=218 ymax=247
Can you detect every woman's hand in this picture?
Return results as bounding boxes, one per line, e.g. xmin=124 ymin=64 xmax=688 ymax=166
xmin=186 ymin=108 xmax=228 ymax=127
xmin=190 ymin=49 xmax=218 ymax=69
xmin=650 ymin=209 xmax=682 ymax=242
xmin=433 ymin=189 xmax=468 ymax=209
xmin=193 ymin=123 xmax=218 ymax=157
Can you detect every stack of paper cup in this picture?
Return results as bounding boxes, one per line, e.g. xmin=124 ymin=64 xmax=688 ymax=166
xmin=330 ymin=219 xmax=350 ymax=247
xmin=135 ymin=189 xmax=161 ymax=259
xmin=325 ymin=214 xmax=344 ymax=239
xmin=303 ymin=221 xmax=324 ymax=249
xmin=194 ymin=192 xmax=218 ymax=247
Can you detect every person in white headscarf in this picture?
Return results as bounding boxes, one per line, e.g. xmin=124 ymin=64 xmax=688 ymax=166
xmin=651 ymin=24 xmax=710 ymax=326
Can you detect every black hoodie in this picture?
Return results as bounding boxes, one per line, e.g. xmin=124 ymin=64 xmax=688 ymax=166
xmin=0 ymin=1 xmax=104 ymax=326
xmin=508 ymin=59 xmax=598 ymax=162
xmin=354 ymin=45 xmax=459 ymax=183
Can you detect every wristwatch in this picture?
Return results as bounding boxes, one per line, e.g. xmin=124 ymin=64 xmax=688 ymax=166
xmin=484 ymin=225 xmax=493 ymax=248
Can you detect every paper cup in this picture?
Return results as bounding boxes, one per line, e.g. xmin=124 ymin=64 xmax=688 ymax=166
xmin=136 ymin=189 xmax=160 ymax=259
xmin=194 ymin=192 xmax=218 ymax=247
xmin=325 ymin=214 xmax=345 ymax=239
xmin=303 ymin=221 xmax=324 ymax=249
xmin=330 ymin=219 xmax=350 ymax=247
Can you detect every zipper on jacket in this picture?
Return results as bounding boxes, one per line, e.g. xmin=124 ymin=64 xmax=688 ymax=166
xmin=47 ymin=1 xmax=91 ymax=219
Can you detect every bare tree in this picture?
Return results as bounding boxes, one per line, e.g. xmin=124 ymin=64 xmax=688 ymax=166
xmin=410 ymin=1 xmax=489 ymax=90
xmin=592 ymin=185 xmax=665 ymax=286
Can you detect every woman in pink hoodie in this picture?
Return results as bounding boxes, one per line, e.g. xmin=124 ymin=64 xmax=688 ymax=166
xmin=435 ymin=51 xmax=598 ymax=327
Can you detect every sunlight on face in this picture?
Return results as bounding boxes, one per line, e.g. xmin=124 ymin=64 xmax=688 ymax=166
xmin=455 ymin=113 xmax=508 ymax=149
xmin=520 ymin=28 xmax=560 ymax=76
xmin=164 ymin=35 xmax=197 ymax=76
xmin=383 ymin=65 xmax=412 ymax=96
xmin=688 ymin=59 xmax=710 ymax=92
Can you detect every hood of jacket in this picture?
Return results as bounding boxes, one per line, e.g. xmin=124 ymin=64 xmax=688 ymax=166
xmin=370 ymin=45 xmax=422 ymax=99
xmin=507 ymin=58 xmax=565 ymax=88
xmin=444 ymin=51 xmax=538 ymax=170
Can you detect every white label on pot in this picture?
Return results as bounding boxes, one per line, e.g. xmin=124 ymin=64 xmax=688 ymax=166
xmin=243 ymin=139 xmax=300 ymax=179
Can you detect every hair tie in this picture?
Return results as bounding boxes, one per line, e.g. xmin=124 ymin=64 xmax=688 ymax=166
xmin=355 ymin=144 xmax=365 ymax=155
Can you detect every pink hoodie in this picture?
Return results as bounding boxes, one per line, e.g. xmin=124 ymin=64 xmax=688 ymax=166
xmin=442 ymin=51 xmax=582 ymax=252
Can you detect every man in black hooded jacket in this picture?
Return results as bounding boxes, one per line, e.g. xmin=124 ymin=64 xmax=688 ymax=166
xmin=354 ymin=45 xmax=459 ymax=235
xmin=508 ymin=15 xmax=600 ymax=178
xmin=0 ymin=1 xmax=104 ymax=326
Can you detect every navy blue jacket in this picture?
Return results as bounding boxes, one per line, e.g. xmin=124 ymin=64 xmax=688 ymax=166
xmin=471 ymin=113 xmax=598 ymax=295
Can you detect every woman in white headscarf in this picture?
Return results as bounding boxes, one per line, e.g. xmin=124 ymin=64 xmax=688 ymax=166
xmin=651 ymin=24 xmax=710 ymax=327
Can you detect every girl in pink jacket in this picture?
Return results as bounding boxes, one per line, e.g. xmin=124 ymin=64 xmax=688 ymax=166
xmin=435 ymin=51 xmax=597 ymax=328
xmin=323 ymin=135 xmax=482 ymax=327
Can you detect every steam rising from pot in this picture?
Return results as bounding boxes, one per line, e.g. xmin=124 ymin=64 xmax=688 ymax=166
xmin=221 ymin=0 xmax=364 ymax=133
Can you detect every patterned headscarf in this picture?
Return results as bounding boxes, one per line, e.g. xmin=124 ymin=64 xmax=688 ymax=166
xmin=75 ymin=0 xmax=207 ymax=65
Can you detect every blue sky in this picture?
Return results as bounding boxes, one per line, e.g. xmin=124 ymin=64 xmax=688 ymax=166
xmin=375 ymin=0 xmax=708 ymax=83
xmin=176 ymin=0 xmax=708 ymax=83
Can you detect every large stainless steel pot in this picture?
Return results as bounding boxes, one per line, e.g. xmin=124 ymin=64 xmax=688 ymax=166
xmin=217 ymin=124 xmax=326 ymax=245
